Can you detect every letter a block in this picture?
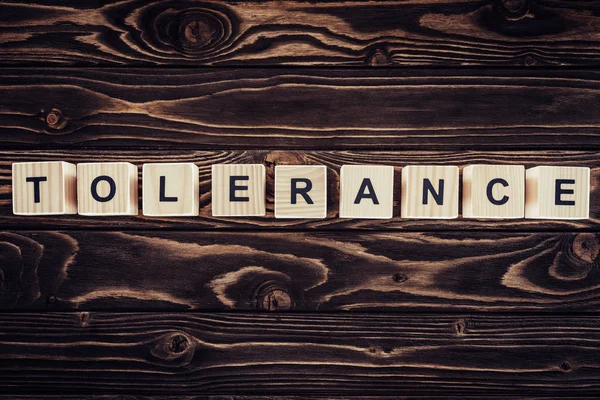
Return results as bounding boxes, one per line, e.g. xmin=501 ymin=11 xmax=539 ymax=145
xmin=212 ymin=164 xmax=266 ymax=216
xmin=525 ymin=166 xmax=590 ymax=219
xmin=401 ymin=165 xmax=459 ymax=219
xmin=12 ymin=161 xmax=77 ymax=215
xmin=339 ymin=165 xmax=394 ymax=219
xmin=142 ymin=163 xmax=199 ymax=216
xmin=275 ymin=165 xmax=327 ymax=218
xmin=77 ymin=163 xmax=138 ymax=216
xmin=463 ymin=165 xmax=525 ymax=219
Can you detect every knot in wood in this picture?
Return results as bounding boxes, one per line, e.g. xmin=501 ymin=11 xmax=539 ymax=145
xmin=173 ymin=8 xmax=234 ymax=55
xmin=151 ymin=332 xmax=195 ymax=366
xmin=572 ymin=233 xmax=599 ymax=263
xmin=255 ymin=280 xmax=294 ymax=311
xmin=454 ymin=319 xmax=467 ymax=336
xmin=560 ymin=361 xmax=572 ymax=372
xmin=367 ymin=49 xmax=391 ymax=67
xmin=392 ymin=273 xmax=408 ymax=283
xmin=169 ymin=334 xmax=189 ymax=354
xmin=45 ymin=108 xmax=66 ymax=130
xmin=497 ymin=0 xmax=530 ymax=20
xmin=47 ymin=295 xmax=57 ymax=305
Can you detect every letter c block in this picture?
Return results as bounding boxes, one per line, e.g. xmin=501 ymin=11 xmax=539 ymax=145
xmin=77 ymin=162 xmax=138 ymax=216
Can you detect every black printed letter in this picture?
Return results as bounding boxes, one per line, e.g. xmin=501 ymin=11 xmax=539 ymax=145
xmin=26 ymin=176 xmax=47 ymax=203
xmin=486 ymin=178 xmax=509 ymax=206
xmin=91 ymin=175 xmax=116 ymax=202
xmin=555 ymin=179 xmax=575 ymax=206
xmin=354 ymin=178 xmax=379 ymax=205
xmin=423 ymin=179 xmax=444 ymax=205
xmin=291 ymin=178 xmax=313 ymax=205
xmin=230 ymin=176 xmax=249 ymax=202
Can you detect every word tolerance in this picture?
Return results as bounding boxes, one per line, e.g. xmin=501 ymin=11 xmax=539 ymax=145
xmin=12 ymin=162 xmax=591 ymax=220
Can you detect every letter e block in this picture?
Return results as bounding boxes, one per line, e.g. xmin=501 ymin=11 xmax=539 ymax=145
xmin=463 ymin=165 xmax=525 ymax=219
xmin=77 ymin=162 xmax=138 ymax=216
xmin=212 ymin=164 xmax=266 ymax=216
xmin=275 ymin=165 xmax=326 ymax=218
xmin=401 ymin=165 xmax=458 ymax=219
xmin=525 ymin=166 xmax=590 ymax=219
xmin=12 ymin=161 xmax=77 ymax=215
xmin=142 ymin=163 xmax=199 ymax=216
xmin=339 ymin=165 xmax=394 ymax=219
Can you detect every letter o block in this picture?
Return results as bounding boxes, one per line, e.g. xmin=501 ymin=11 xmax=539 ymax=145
xmin=525 ymin=166 xmax=590 ymax=220
xmin=275 ymin=165 xmax=327 ymax=219
xmin=339 ymin=165 xmax=394 ymax=219
xmin=401 ymin=165 xmax=459 ymax=219
xmin=463 ymin=165 xmax=525 ymax=219
xmin=12 ymin=161 xmax=77 ymax=215
xmin=77 ymin=163 xmax=138 ymax=216
xmin=142 ymin=163 xmax=199 ymax=216
xmin=212 ymin=164 xmax=266 ymax=217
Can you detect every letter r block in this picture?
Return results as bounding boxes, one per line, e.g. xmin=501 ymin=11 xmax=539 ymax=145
xmin=12 ymin=161 xmax=77 ymax=215
xmin=525 ymin=166 xmax=590 ymax=219
xmin=77 ymin=162 xmax=138 ymax=216
xmin=275 ymin=165 xmax=327 ymax=218
xmin=401 ymin=165 xmax=459 ymax=219
xmin=142 ymin=163 xmax=199 ymax=216
xmin=212 ymin=164 xmax=266 ymax=216
xmin=463 ymin=165 xmax=525 ymax=219
xmin=339 ymin=165 xmax=394 ymax=219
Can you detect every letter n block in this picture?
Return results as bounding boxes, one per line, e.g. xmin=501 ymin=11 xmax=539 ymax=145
xmin=463 ymin=165 xmax=525 ymax=219
xmin=275 ymin=165 xmax=327 ymax=219
xmin=12 ymin=161 xmax=77 ymax=215
xmin=142 ymin=163 xmax=199 ymax=216
xmin=525 ymin=166 xmax=590 ymax=219
xmin=212 ymin=164 xmax=266 ymax=216
xmin=339 ymin=165 xmax=394 ymax=219
xmin=77 ymin=163 xmax=138 ymax=216
xmin=401 ymin=165 xmax=459 ymax=219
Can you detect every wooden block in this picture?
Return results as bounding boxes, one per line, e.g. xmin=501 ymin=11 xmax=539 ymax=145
xmin=142 ymin=163 xmax=199 ymax=216
xmin=525 ymin=166 xmax=590 ymax=220
xmin=463 ymin=165 xmax=525 ymax=219
xmin=212 ymin=164 xmax=266 ymax=217
xmin=401 ymin=165 xmax=459 ymax=219
xmin=77 ymin=162 xmax=138 ymax=216
xmin=12 ymin=161 xmax=77 ymax=215
xmin=275 ymin=165 xmax=327 ymax=219
xmin=339 ymin=165 xmax=394 ymax=219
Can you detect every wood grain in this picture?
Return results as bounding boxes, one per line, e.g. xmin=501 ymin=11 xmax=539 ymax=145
xmin=2 ymin=230 xmax=600 ymax=312
xmin=0 ymin=312 xmax=599 ymax=395
xmin=1 ymin=0 xmax=600 ymax=66
xmin=3 ymin=68 xmax=600 ymax=150
xmin=1 ymin=150 xmax=600 ymax=230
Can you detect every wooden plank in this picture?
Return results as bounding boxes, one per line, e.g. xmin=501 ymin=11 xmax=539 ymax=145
xmin=2 ymin=230 xmax=599 ymax=311
xmin=1 ymin=0 xmax=600 ymax=66
xmin=2 ymin=398 xmax=595 ymax=400
xmin=1 ymin=150 xmax=600 ymax=231
xmin=0 ymin=312 xmax=599 ymax=395
xmin=2 ymin=68 xmax=600 ymax=150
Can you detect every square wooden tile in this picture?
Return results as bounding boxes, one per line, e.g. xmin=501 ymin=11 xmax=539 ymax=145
xmin=401 ymin=165 xmax=459 ymax=219
xmin=212 ymin=164 xmax=266 ymax=217
xmin=275 ymin=165 xmax=326 ymax=218
xmin=463 ymin=164 xmax=525 ymax=219
xmin=77 ymin=162 xmax=138 ymax=216
xmin=142 ymin=163 xmax=199 ymax=216
xmin=525 ymin=166 xmax=590 ymax=219
xmin=339 ymin=165 xmax=394 ymax=219
xmin=12 ymin=161 xmax=77 ymax=215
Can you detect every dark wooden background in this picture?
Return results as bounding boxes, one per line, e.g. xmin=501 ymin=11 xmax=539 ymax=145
xmin=1 ymin=0 xmax=600 ymax=398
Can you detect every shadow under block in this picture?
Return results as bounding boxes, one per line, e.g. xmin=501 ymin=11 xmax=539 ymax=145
xmin=77 ymin=163 xmax=138 ymax=216
xmin=142 ymin=163 xmax=199 ymax=216
xmin=463 ymin=165 xmax=525 ymax=219
xmin=339 ymin=165 xmax=394 ymax=219
xmin=275 ymin=165 xmax=327 ymax=219
xmin=401 ymin=166 xmax=459 ymax=219
xmin=12 ymin=161 xmax=77 ymax=215
xmin=525 ymin=166 xmax=590 ymax=219
xmin=212 ymin=164 xmax=266 ymax=217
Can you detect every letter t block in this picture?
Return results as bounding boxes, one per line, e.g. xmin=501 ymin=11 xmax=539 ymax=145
xmin=77 ymin=162 xmax=138 ymax=216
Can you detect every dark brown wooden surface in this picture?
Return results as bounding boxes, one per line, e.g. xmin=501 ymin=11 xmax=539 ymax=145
xmin=1 ymin=0 xmax=600 ymax=67
xmin=2 ymin=68 xmax=600 ymax=150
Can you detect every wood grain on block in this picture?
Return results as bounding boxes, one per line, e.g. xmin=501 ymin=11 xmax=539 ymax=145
xmin=11 ymin=161 xmax=76 ymax=215
xmin=339 ymin=165 xmax=394 ymax=219
xmin=275 ymin=165 xmax=326 ymax=219
xmin=401 ymin=166 xmax=459 ymax=219
xmin=212 ymin=164 xmax=265 ymax=217
xmin=463 ymin=165 xmax=525 ymax=219
xmin=526 ymin=166 xmax=590 ymax=220
xmin=77 ymin=163 xmax=138 ymax=216
xmin=142 ymin=163 xmax=199 ymax=216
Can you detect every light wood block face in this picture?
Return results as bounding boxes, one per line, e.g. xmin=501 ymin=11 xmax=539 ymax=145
xmin=525 ymin=166 xmax=590 ymax=220
xmin=12 ymin=161 xmax=77 ymax=215
xmin=212 ymin=164 xmax=266 ymax=217
xmin=339 ymin=165 xmax=394 ymax=219
xmin=463 ymin=165 xmax=525 ymax=219
xmin=77 ymin=163 xmax=138 ymax=216
xmin=401 ymin=165 xmax=459 ymax=219
xmin=275 ymin=165 xmax=327 ymax=219
xmin=142 ymin=163 xmax=199 ymax=216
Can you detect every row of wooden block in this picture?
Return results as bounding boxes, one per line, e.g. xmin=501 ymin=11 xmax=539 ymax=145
xmin=12 ymin=162 xmax=591 ymax=219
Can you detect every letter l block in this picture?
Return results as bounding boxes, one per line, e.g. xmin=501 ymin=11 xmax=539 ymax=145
xmin=77 ymin=162 xmax=138 ymax=216
xmin=142 ymin=163 xmax=199 ymax=216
